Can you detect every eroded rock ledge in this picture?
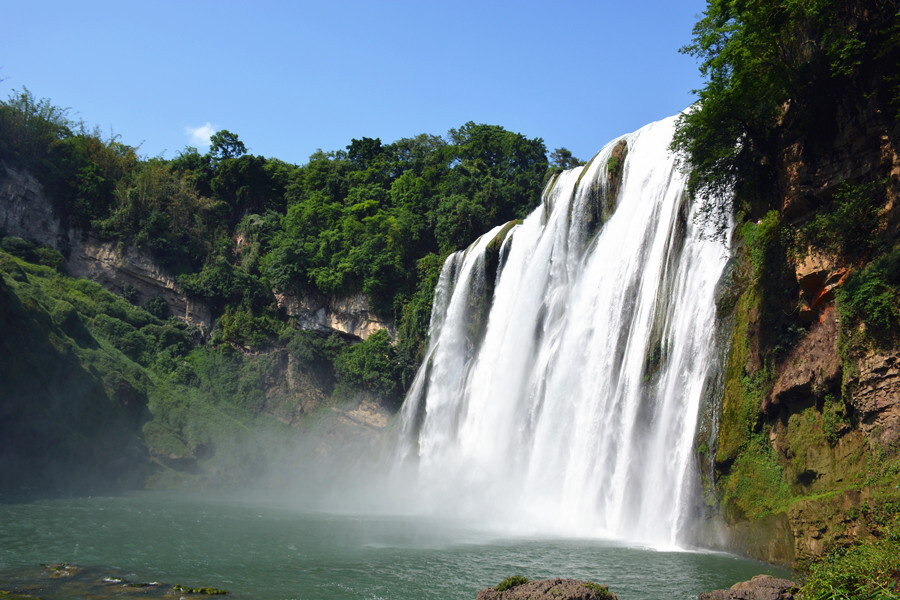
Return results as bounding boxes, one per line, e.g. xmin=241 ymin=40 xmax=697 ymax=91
xmin=276 ymin=288 xmax=394 ymax=341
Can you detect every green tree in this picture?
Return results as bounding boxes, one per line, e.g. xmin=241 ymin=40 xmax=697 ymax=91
xmin=0 ymin=87 xmax=73 ymax=169
xmin=550 ymin=147 xmax=584 ymax=170
xmin=209 ymin=129 xmax=247 ymax=162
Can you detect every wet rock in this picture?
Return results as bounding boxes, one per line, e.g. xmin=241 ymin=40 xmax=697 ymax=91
xmin=2 ymin=564 xmax=229 ymax=600
xmin=698 ymin=574 xmax=799 ymax=600
xmin=787 ymin=489 xmax=871 ymax=563
xmin=43 ymin=563 xmax=81 ymax=578
xmin=173 ymin=584 xmax=228 ymax=595
xmin=606 ymin=139 xmax=628 ymax=203
xmin=477 ymin=578 xmax=617 ymax=600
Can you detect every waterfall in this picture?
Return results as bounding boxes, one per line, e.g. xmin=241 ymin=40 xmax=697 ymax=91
xmin=395 ymin=115 xmax=730 ymax=548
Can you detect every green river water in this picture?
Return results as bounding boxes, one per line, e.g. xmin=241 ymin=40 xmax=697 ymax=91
xmin=0 ymin=492 xmax=791 ymax=599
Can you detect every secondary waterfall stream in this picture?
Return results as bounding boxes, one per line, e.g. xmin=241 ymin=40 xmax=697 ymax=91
xmin=395 ymin=115 xmax=731 ymax=548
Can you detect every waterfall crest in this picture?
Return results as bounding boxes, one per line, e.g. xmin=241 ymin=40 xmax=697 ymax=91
xmin=395 ymin=115 xmax=730 ymax=548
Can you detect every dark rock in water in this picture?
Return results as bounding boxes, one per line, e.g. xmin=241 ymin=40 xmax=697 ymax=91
xmin=42 ymin=563 xmax=82 ymax=578
xmin=0 ymin=564 xmax=231 ymax=599
xmin=698 ymin=574 xmax=799 ymax=600
xmin=477 ymin=578 xmax=617 ymax=600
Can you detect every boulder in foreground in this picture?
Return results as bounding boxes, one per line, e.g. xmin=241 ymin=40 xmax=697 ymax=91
xmin=477 ymin=578 xmax=617 ymax=600
xmin=698 ymin=574 xmax=799 ymax=600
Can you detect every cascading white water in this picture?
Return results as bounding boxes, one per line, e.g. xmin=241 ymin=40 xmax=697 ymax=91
xmin=396 ymin=115 xmax=730 ymax=548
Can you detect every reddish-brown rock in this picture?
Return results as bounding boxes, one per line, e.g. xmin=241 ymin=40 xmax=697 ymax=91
xmin=764 ymin=307 xmax=841 ymax=413
xmin=794 ymin=251 xmax=849 ymax=322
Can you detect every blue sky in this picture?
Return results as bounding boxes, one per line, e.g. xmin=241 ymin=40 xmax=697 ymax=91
xmin=2 ymin=0 xmax=708 ymax=166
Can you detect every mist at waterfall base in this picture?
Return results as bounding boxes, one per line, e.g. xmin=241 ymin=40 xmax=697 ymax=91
xmin=267 ymin=114 xmax=730 ymax=547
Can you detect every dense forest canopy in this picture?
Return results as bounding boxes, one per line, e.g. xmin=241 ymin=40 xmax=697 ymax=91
xmin=0 ymin=87 xmax=583 ymax=393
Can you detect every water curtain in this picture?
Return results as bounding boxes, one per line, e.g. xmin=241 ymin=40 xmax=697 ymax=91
xmin=397 ymin=116 xmax=730 ymax=548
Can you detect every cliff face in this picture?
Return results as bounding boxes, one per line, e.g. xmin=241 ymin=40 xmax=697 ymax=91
xmin=0 ymin=164 xmax=393 ymax=341
xmin=711 ymin=84 xmax=900 ymax=566
xmin=0 ymin=165 xmax=213 ymax=330
xmin=0 ymin=166 xmax=65 ymax=248
xmin=67 ymin=233 xmax=214 ymax=330
xmin=275 ymin=289 xmax=394 ymax=341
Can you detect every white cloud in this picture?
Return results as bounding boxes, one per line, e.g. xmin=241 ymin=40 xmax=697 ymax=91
xmin=185 ymin=122 xmax=216 ymax=148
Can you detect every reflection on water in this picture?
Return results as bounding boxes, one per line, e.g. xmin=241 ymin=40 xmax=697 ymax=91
xmin=0 ymin=492 xmax=791 ymax=600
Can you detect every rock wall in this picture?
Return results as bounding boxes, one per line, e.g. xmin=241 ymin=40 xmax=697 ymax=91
xmin=713 ymin=241 xmax=900 ymax=566
xmin=849 ymin=349 xmax=900 ymax=449
xmin=778 ymin=88 xmax=900 ymax=224
xmin=709 ymin=82 xmax=900 ymax=567
xmin=0 ymin=165 xmax=66 ymax=249
xmin=65 ymin=232 xmax=213 ymax=330
xmin=275 ymin=288 xmax=394 ymax=341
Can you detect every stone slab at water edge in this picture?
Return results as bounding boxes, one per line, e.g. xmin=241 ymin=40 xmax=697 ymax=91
xmin=697 ymin=575 xmax=799 ymax=600
xmin=476 ymin=578 xmax=618 ymax=600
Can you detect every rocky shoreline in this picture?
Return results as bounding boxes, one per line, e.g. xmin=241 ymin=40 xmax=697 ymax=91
xmin=474 ymin=574 xmax=798 ymax=600
xmin=0 ymin=565 xmax=800 ymax=600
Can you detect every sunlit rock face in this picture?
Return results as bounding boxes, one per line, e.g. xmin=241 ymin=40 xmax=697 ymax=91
xmin=275 ymin=289 xmax=394 ymax=341
xmin=395 ymin=116 xmax=731 ymax=548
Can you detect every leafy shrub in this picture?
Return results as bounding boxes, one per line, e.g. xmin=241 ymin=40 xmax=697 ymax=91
xmin=215 ymin=306 xmax=284 ymax=349
xmin=801 ymin=529 xmax=900 ymax=599
xmin=178 ymin=257 xmax=271 ymax=314
xmin=50 ymin=300 xmax=95 ymax=347
xmin=287 ymin=330 xmax=343 ymax=365
xmin=122 ymin=284 xmax=138 ymax=304
xmin=92 ymin=313 xmax=137 ymax=342
xmin=144 ymin=295 xmax=169 ymax=319
xmin=837 ymin=246 xmax=900 ymax=334
xmin=333 ymin=330 xmax=402 ymax=400
xmin=582 ymin=581 xmax=616 ymax=600
xmin=740 ymin=211 xmax=782 ymax=277
xmin=495 ymin=576 xmax=529 ymax=592
xmin=606 ymin=155 xmax=620 ymax=175
xmin=0 ymin=237 xmax=65 ymax=270
xmin=801 ymin=180 xmax=887 ymax=259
